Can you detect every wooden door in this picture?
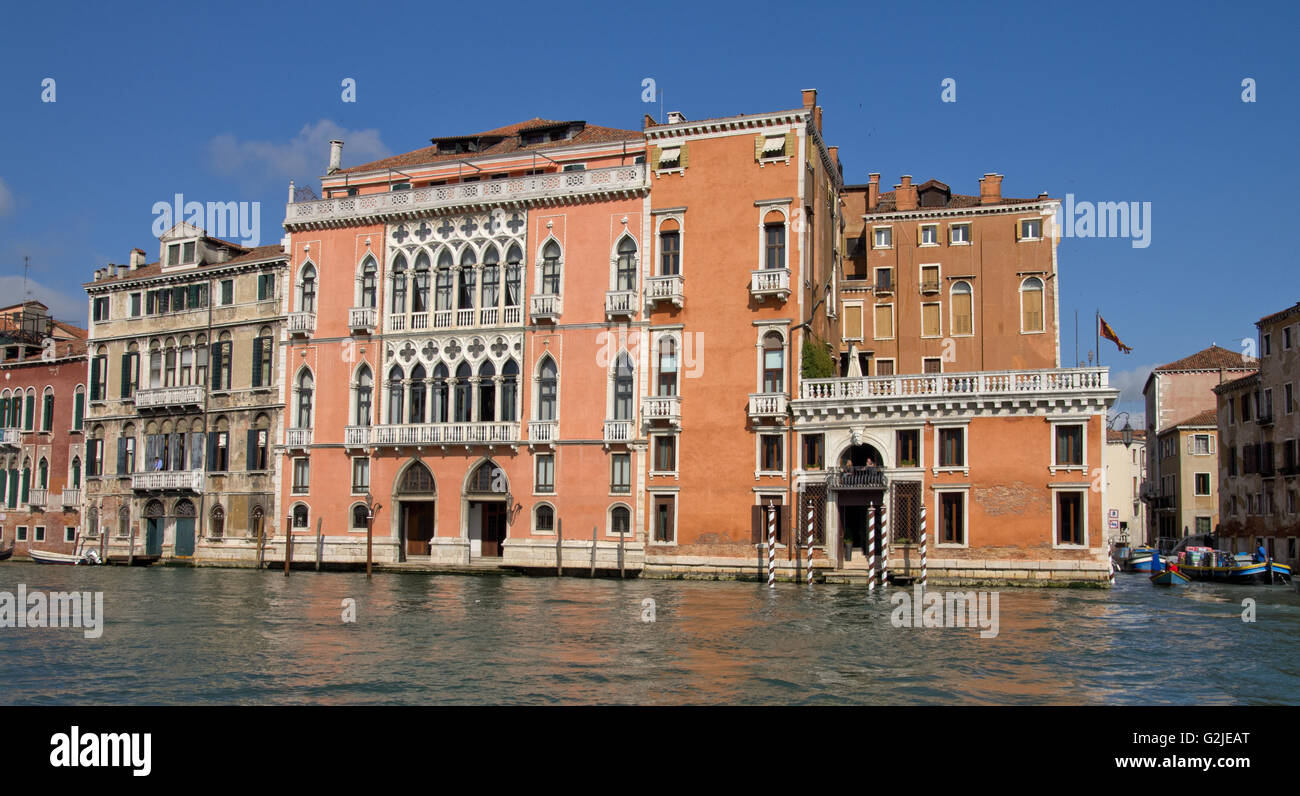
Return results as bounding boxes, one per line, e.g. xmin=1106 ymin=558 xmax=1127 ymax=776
xmin=174 ymin=517 xmax=195 ymax=556
xmin=481 ymin=502 xmax=505 ymax=557
xmin=145 ymin=518 xmax=162 ymax=556
xmin=405 ymin=503 xmax=433 ymax=555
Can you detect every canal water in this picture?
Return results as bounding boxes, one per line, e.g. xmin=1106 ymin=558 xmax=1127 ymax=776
xmin=1 ymin=562 xmax=1297 ymax=705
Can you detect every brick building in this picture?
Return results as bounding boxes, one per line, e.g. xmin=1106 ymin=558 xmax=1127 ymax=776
xmin=0 ymin=302 xmax=87 ymax=557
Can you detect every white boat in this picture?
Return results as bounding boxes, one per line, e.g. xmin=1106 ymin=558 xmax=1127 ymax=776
xmin=29 ymin=549 xmax=90 ymax=565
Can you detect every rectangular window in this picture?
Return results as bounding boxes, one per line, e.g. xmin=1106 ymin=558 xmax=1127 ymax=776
xmin=129 ymin=293 xmax=141 ymax=317
xmin=872 ymin=227 xmax=892 ymax=248
xmin=182 ymin=241 xmax=196 ymax=263
xmin=352 ymin=457 xmax=369 ymax=493
xmin=919 ymin=265 xmax=939 ymax=293
xmin=659 ymin=230 xmax=680 ymax=275
xmin=874 ymin=267 xmax=893 ymax=292
xmin=919 ymin=224 xmax=938 ymax=245
xmin=92 ymin=297 xmax=110 ymax=322
xmin=921 ymin=302 xmax=941 ymax=337
xmin=875 ymin=359 xmax=895 ymax=377
xmin=167 ymin=244 xmax=180 ymax=266
xmin=535 ymin=454 xmax=555 ymax=493
xmin=802 ymin=434 xmax=824 ymax=470
xmin=611 ymin=453 xmax=630 ymax=493
xmin=1055 ymin=424 xmax=1084 ymax=466
xmin=874 ymin=304 xmax=894 ymax=340
xmin=760 ymin=435 xmax=783 ymax=472
xmin=950 ymin=223 xmax=970 ymax=244
xmin=939 ymin=427 xmax=965 ymax=468
xmin=65 ymin=526 xmax=76 ymax=542
xmin=1194 ymin=473 xmax=1211 ymax=496
xmin=654 ymin=436 xmax=677 ymax=473
xmin=764 ymin=223 xmax=785 ymax=270
xmin=897 ymin=430 xmax=920 ymax=467
xmin=923 ymin=357 xmax=942 ymax=374
xmin=257 ymin=274 xmax=275 ymax=301
xmin=939 ymin=492 xmax=965 ymax=544
xmin=653 ymin=495 xmax=675 ymax=543
xmin=1019 ymin=218 xmax=1042 ymax=240
xmin=220 ymin=279 xmax=234 ymax=305
xmin=1056 ymin=491 xmax=1084 ymax=545
xmin=842 ymin=304 xmax=863 ymax=340
xmin=1193 ymin=434 xmax=1211 ymax=455
xmin=34 ymin=526 xmax=45 ymax=542
xmin=292 ymin=458 xmax=309 ymax=494
xmin=1286 ymin=384 xmax=1294 ymax=414
xmin=1263 ymin=334 xmax=1272 ymax=356
xmin=17 ymin=526 xmax=27 ymax=541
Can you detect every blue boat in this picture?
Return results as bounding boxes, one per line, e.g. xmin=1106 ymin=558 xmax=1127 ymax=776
xmin=1177 ymin=550 xmax=1292 ymax=584
xmin=1150 ymin=568 xmax=1190 ymax=586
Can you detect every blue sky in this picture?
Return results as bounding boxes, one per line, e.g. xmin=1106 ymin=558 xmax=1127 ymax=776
xmin=1 ymin=0 xmax=1296 ymax=416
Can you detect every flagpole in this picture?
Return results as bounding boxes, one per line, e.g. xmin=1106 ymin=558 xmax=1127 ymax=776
xmin=1074 ymin=310 xmax=1078 ymax=366
xmin=1096 ymin=310 xmax=1101 ymax=367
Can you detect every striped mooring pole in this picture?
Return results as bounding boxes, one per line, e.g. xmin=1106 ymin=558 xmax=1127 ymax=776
xmin=879 ymin=502 xmax=889 ymax=588
xmin=1108 ymin=550 xmax=1116 ymax=586
xmin=767 ymin=503 xmax=776 ymax=588
xmin=919 ymin=504 xmax=928 ymax=588
xmin=806 ymin=497 xmax=815 ymax=586
xmin=866 ymin=501 xmax=876 ymax=592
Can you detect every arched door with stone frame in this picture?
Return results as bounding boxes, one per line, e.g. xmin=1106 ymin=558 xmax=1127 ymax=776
xmin=144 ymin=499 xmax=165 ymax=556
xmin=174 ymin=499 xmax=196 ymax=556
xmin=395 ymin=460 xmax=437 ymax=558
xmin=465 ymin=460 xmax=508 ymax=558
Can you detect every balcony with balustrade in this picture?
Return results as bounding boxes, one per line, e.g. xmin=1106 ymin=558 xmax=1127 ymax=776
xmin=288 ymin=311 xmax=316 ymax=336
xmin=641 ymin=395 xmax=682 ymax=428
xmin=27 ymin=488 xmax=47 ymax=509
xmin=286 ymin=164 xmax=648 ymax=228
xmin=748 ymin=392 xmax=788 ymax=421
xmin=387 ymin=303 xmax=526 ymax=334
xmin=364 ymin=422 xmax=521 ymax=448
xmin=344 ymin=425 xmax=372 ymax=448
xmin=530 ymin=294 xmax=562 ymax=323
xmin=132 ymin=470 xmax=204 ymax=492
xmin=645 ymin=274 xmax=685 ymax=309
xmin=349 ymin=306 xmax=378 ymax=334
xmin=0 ymin=427 xmax=19 ymax=449
xmin=750 ymin=268 xmax=791 ymax=302
xmin=528 ymin=420 xmax=558 ymax=448
xmin=605 ymin=290 xmax=636 ymax=321
xmin=60 ymin=488 xmax=81 ymax=507
xmin=286 ymin=427 xmax=313 ymax=450
xmin=134 ymin=384 xmax=205 ymax=410
xmin=603 ymin=419 xmax=634 ymax=446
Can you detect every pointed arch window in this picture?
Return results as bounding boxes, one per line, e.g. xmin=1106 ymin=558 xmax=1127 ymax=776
xmin=616 ymin=237 xmax=637 ymax=291
xmin=409 ymin=364 xmax=427 ymax=424
xmin=435 ymin=253 xmax=453 ymax=311
xmin=538 ymin=358 xmax=557 ymax=421
xmin=296 ymin=370 xmax=314 ymax=428
xmin=541 ymin=241 xmax=561 ymax=295
xmin=412 ymin=252 xmax=431 ymax=313
xmin=762 ymin=332 xmax=785 ymax=394
xmin=360 ymin=257 xmax=377 ymax=308
xmin=458 ymin=254 xmax=477 ymax=310
xmin=454 ymin=362 xmax=473 ymax=423
xmin=354 ymin=365 xmax=373 ymax=427
xmin=614 ymin=353 xmax=634 ymax=421
xmin=505 ymin=244 xmax=523 ymax=307
xmin=71 ymin=456 xmax=81 ymax=489
xmin=38 ymin=457 xmax=48 ymax=489
xmin=432 ymin=363 xmax=449 ymax=423
xmin=210 ymin=505 xmax=225 ymax=538
xmin=482 ymin=246 xmax=500 ymax=310
xmin=299 ymin=264 xmax=317 ymax=313
xmin=501 ymin=359 xmax=519 ymax=422
xmin=391 ymin=254 xmax=408 ymax=314
xmin=477 ymin=361 xmax=496 ymax=421
xmin=388 ymin=366 xmax=405 ymax=424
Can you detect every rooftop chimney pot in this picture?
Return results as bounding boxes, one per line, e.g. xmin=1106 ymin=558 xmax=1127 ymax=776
xmin=328 ymin=140 xmax=343 ymax=174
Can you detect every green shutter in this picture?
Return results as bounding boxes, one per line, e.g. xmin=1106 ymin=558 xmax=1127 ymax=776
xmin=24 ymin=395 xmax=34 ymax=429
xmin=89 ymin=357 xmax=101 ymax=401
xmin=42 ymin=394 xmax=53 ymax=430
xmin=74 ymin=392 xmax=84 ymax=429
xmin=251 ymin=337 xmax=263 ymax=387
xmin=211 ymin=343 xmax=224 ymax=390
xmin=246 ymin=429 xmax=258 ymax=471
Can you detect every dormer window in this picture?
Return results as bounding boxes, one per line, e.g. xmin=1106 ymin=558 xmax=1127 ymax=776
xmin=183 ymin=241 xmax=196 ymax=263
xmin=167 ymin=244 xmax=180 ymax=266
xmin=761 ymin=135 xmax=786 ymax=158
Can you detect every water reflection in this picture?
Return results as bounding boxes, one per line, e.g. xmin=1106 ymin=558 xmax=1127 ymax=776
xmin=0 ymin=563 xmax=1296 ymax=705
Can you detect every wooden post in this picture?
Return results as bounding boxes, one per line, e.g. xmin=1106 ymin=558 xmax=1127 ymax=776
xmin=619 ymin=530 xmax=625 ymax=578
xmin=315 ymin=517 xmax=323 ymax=572
xmin=366 ymin=508 xmax=373 ymax=578
xmin=127 ymin=518 xmax=136 ymax=567
xmin=556 ymin=518 xmax=563 ymax=577
xmin=590 ymin=526 xmax=597 ymax=577
xmin=284 ymin=517 xmax=292 ymax=577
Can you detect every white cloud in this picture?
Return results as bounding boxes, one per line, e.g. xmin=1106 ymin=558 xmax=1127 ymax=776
xmin=0 ymin=177 xmax=14 ymax=216
xmin=205 ymin=120 xmax=390 ymax=187
xmin=0 ymin=275 xmax=86 ymax=325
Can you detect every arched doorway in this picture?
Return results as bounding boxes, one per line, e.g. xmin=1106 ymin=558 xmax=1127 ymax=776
xmin=465 ymin=460 xmax=508 ymax=558
xmin=144 ymin=500 xmax=164 ymax=556
xmin=174 ymin=499 xmax=196 ymax=557
xmin=833 ymin=444 xmax=888 ymax=560
xmin=395 ymin=460 xmax=437 ymax=559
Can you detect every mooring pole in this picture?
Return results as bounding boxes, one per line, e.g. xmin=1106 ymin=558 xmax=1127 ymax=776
xmin=590 ymin=526 xmax=597 ymax=577
xmin=767 ymin=504 xmax=776 ymax=588
xmin=556 ymin=518 xmax=563 ymax=576
xmin=127 ymin=519 xmax=136 ymax=567
xmin=284 ymin=515 xmax=292 ymax=577
xmin=315 ymin=517 xmax=323 ymax=572
xmin=619 ymin=530 xmax=625 ymax=578
xmin=256 ymin=522 xmax=265 ymax=570
xmin=806 ymin=497 xmax=815 ymax=587
xmin=879 ymin=502 xmax=889 ymax=588
xmin=866 ymin=502 xmax=876 ymax=593
xmin=919 ymin=504 xmax=928 ymax=589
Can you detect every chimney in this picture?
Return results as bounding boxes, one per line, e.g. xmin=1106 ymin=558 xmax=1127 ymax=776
xmin=895 ymin=175 xmax=917 ymax=211
xmin=828 ymin=146 xmax=838 ymax=169
xmin=328 ymin=140 xmax=343 ymax=174
xmin=814 ymin=106 xmax=823 ymax=133
xmin=801 ymin=88 xmax=817 ymax=110
xmin=642 ymin=113 xmax=656 ymax=129
xmin=130 ymin=248 xmax=146 ymax=269
xmin=867 ymin=173 xmax=880 ymax=211
xmin=979 ymin=173 xmax=1003 ymax=205
xmin=666 ymin=111 xmax=686 ymax=124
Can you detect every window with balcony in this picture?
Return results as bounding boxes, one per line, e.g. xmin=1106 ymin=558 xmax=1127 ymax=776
xmin=875 ymin=267 xmax=893 ymax=293
xmin=295 ymin=370 xmax=314 ymax=428
xmin=919 ymin=265 xmax=939 ymax=293
xmin=613 ymin=353 xmax=635 ymax=421
xmin=657 ymin=337 xmax=678 ymax=396
xmin=297 ymin=264 xmax=317 ymax=313
xmin=762 ymin=332 xmax=784 ymax=394
xmin=477 ymin=361 xmax=497 ymax=422
xmin=454 ymin=362 xmax=473 ymax=422
xmin=501 ymin=360 xmax=519 ymax=422
xmin=1020 ymin=277 xmax=1044 ymax=333
xmin=457 ymin=251 xmax=476 ymax=312
xmin=411 ymin=252 xmax=431 ymax=314
xmin=359 ymin=257 xmax=377 ymax=308
xmin=387 ymin=366 xmax=405 ymax=424
xmin=505 ymin=245 xmax=523 ymax=309
xmin=431 ymin=363 xmax=449 ymax=423
xmin=541 ymin=241 xmax=562 ymax=295
xmin=482 ymin=248 xmax=500 ymax=315
xmin=408 ymin=365 xmax=427 ymax=423
xmin=615 ymin=236 xmax=637 ymax=292
xmin=116 ymin=430 xmax=136 ymax=475
xmin=354 ymin=366 xmax=373 ymax=426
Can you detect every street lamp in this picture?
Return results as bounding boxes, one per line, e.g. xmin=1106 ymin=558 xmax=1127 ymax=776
xmin=1109 ymin=411 xmax=1135 ymax=446
xmin=364 ymin=492 xmax=381 ymax=578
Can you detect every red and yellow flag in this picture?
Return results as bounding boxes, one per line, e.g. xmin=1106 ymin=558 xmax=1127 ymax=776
xmin=1099 ymin=315 xmax=1132 ymax=354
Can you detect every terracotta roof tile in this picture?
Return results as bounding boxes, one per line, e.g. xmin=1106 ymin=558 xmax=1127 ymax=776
xmin=1174 ymin=409 xmax=1219 ymax=427
xmin=1154 ymin=345 xmax=1257 ymax=373
xmin=84 ymin=245 xmax=285 ymax=287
